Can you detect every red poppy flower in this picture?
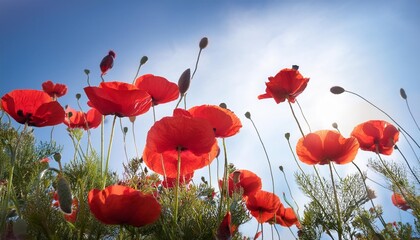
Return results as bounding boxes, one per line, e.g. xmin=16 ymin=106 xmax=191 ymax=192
xmin=64 ymin=106 xmax=102 ymax=130
xmin=188 ymin=105 xmax=242 ymax=138
xmin=296 ymin=130 xmax=359 ymax=165
xmin=217 ymin=211 xmax=237 ymax=240
xmin=246 ymin=190 xmax=281 ymax=223
xmin=219 ymin=169 xmax=262 ymax=197
xmin=42 ymin=80 xmax=68 ymax=99
xmin=1 ymin=90 xmax=65 ymax=127
xmin=143 ymin=115 xmax=218 ymax=178
xmin=84 ymin=81 xmax=152 ymax=117
xmin=391 ymin=193 xmax=410 ymax=211
xmin=351 ymin=120 xmax=399 ymax=155
xmin=134 ymin=74 xmax=179 ymax=105
xmin=100 ymin=50 xmax=116 ymax=75
xmin=258 ymin=68 xmax=309 ymax=103
xmin=88 ymin=185 xmax=161 ymax=227
xmin=162 ymin=172 xmax=194 ymax=188
xmin=269 ymin=204 xmax=300 ymax=228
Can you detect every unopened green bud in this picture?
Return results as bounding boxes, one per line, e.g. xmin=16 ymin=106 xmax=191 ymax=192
xmin=245 ymin=112 xmax=251 ymax=119
xmin=76 ymin=93 xmax=81 ymax=100
xmin=53 ymin=153 xmax=61 ymax=162
xmin=178 ymin=68 xmax=191 ymax=95
xmin=330 ymin=86 xmax=345 ymax=94
xmin=56 ymin=175 xmax=72 ymax=214
xmin=332 ymin=122 xmax=338 ymax=129
xmin=400 ymin=88 xmax=407 ymax=100
xmin=285 ymin=133 xmax=290 ymax=140
xmin=140 ymin=56 xmax=148 ymax=65
xmin=123 ymin=127 xmax=128 ymax=134
xmin=84 ymin=69 xmax=90 ymax=75
xmin=219 ymin=103 xmax=227 ymax=109
xmin=279 ymin=166 xmax=284 ymax=172
xmin=199 ymin=37 xmax=208 ymax=49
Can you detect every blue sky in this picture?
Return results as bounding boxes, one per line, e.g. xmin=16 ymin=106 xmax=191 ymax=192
xmin=1 ymin=1 xmax=420 ymax=238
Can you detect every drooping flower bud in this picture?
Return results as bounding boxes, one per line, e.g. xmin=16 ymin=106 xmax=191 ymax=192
xmin=199 ymin=37 xmax=208 ymax=49
xmin=100 ymin=50 xmax=116 ymax=75
xmin=245 ymin=112 xmax=251 ymax=119
xmin=330 ymin=86 xmax=345 ymax=94
xmin=53 ymin=153 xmax=62 ymax=162
xmin=56 ymin=175 xmax=73 ymax=214
xmin=178 ymin=68 xmax=191 ymax=95
xmin=140 ymin=56 xmax=148 ymax=65
xmin=400 ymin=88 xmax=407 ymax=100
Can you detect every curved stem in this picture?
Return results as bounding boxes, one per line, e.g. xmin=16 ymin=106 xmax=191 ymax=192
xmin=345 ymin=90 xmax=420 ymax=148
xmin=288 ymin=101 xmax=306 ymax=137
xmin=395 ymin=145 xmax=420 ymax=184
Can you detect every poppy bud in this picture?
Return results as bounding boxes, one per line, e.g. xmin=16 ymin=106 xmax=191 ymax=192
xmin=84 ymin=69 xmax=90 ymax=75
xmin=332 ymin=122 xmax=338 ymax=129
xmin=245 ymin=112 xmax=251 ymax=119
xmin=279 ymin=166 xmax=284 ymax=172
xmin=100 ymin=50 xmax=116 ymax=75
xmin=123 ymin=127 xmax=128 ymax=134
xmin=285 ymin=132 xmax=290 ymax=140
xmin=199 ymin=37 xmax=208 ymax=49
xmin=400 ymin=88 xmax=407 ymax=100
xmin=140 ymin=56 xmax=148 ymax=65
xmin=129 ymin=116 xmax=136 ymax=123
xmin=330 ymin=86 xmax=345 ymax=94
xmin=178 ymin=68 xmax=191 ymax=95
xmin=219 ymin=103 xmax=227 ymax=109
xmin=292 ymin=65 xmax=299 ymax=70
xmin=53 ymin=153 xmax=61 ymax=162
xmin=56 ymin=175 xmax=73 ymax=214
xmin=75 ymin=93 xmax=81 ymax=100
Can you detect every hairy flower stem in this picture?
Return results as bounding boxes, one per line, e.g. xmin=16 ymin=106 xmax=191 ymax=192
xmin=288 ymin=101 xmax=306 ymax=137
xmin=100 ymin=116 xmax=105 ymax=177
xmin=218 ymin=139 xmax=230 ymax=220
xmin=174 ymin=148 xmax=182 ymax=222
xmin=247 ymin=116 xmax=275 ymax=195
xmin=344 ymin=90 xmax=420 ymax=149
xmin=352 ymin=162 xmax=387 ymax=228
xmin=395 ymin=145 xmax=420 ymax=184
xmin=329 ymin=161 xmax=343 ymax=240
xmin=102 ymin=115 xmax=117 ymax=189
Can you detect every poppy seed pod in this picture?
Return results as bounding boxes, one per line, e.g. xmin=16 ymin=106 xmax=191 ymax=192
xmin=56 ymin=175 xmax=73 ymax=214
xmin=245 ymin=112 xmax=251 ymax=119
xmin=332 ymin=122 xmax=338 ymax=129
xmin=84 ymin=69 xmax=90 ymax=75
xmin=199 ymin=37 xmax=208 ymax=49
xmin=178 ymin=68 xmax=191 ymax=95
xmin=400 ymin=88 xmax=407 ymax=100
xmin=292 ymin=65 xmax=299 ymax=70
xmin=219 ymin=103 xmax=227 ymax=109
xmin=330 ymin=86 xmax=345 ymax=94
xmin=284 ymin=132 xmax=290 ymax=140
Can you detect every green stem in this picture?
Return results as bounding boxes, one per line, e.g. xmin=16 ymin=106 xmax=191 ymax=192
xmin=288 ymin=101 xmax=306 ymax=137
xmin=100 ymin=116 xmax=105 ymax=176
xmin=329 ymin=161 xmax=342 ymax=240
xmin=174 ymin=147 xmax=182 ymax=222
xmin=102 ymin=115 xmax=117 ymax=189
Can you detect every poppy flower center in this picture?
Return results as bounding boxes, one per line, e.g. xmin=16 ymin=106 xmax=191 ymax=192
xmin=17 ymin=109 xmax=32 ymax=122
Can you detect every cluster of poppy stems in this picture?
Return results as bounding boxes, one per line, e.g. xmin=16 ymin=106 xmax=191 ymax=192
xmin=0 ymin=37 xmax=414 ymax=239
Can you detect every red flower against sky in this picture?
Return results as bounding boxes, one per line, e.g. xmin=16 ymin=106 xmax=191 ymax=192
xmin=269 ymin=204 xmax=300 ymax=228
xmin=84 ymin=81 xmax=152 ymax=117
xmin=391 ymin=193 xmax=411 ymax=211
xmin=88 ymin=185 xmax=161 ymax=227
xmin=245 ymin=190 xmax=281 ymax=223
xmin=296 ymin=130 xmax=359 ymax=165
xmin=1 ymin=89 xmax=65 ymax=127
xmin=64 ymin=106 xmax=102 ymax=130
xmin=188 ymin=105 xmax=242 ymax=138
xmin=100 ymin=50 xmax=116 ymax=75
xmin=143 ymin=115 xmax=218 ymax=178
xmin=258 ymin=68 xmax=309 ymax=104
xmin=42 ymin=80 xmax=68 ymax=99
xmin=219 ymin=169 xmax=262 ymax=197
xmin=134 ymin=74 xmax=179 ymax=105
xmin=351 ymin=120 xmax=399 ymax=155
